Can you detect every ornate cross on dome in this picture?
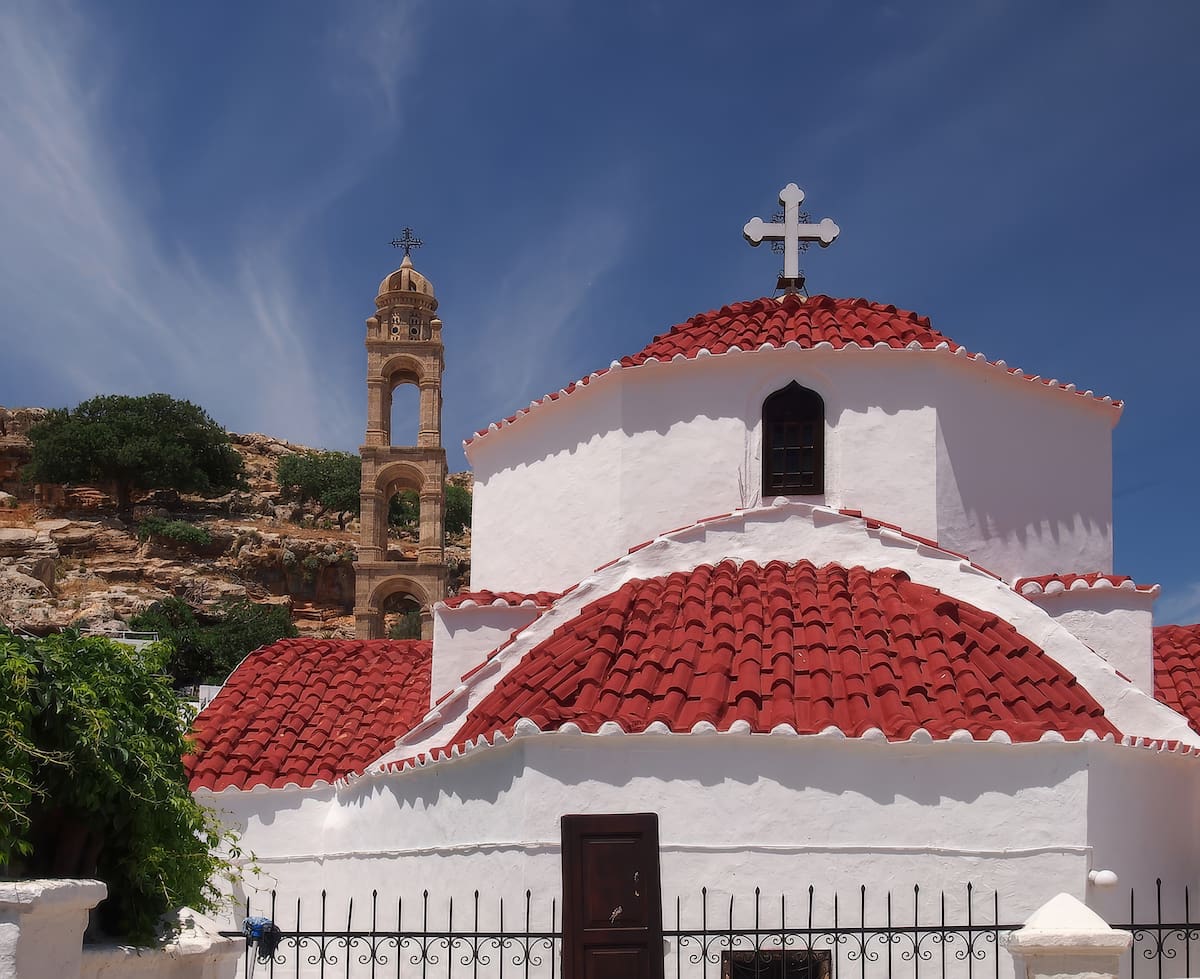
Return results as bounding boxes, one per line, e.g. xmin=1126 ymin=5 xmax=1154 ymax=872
xmin=743 ymin=184 xmax=840 ymax=292
xmin=390 ymin=228 xmax=423 ymax=257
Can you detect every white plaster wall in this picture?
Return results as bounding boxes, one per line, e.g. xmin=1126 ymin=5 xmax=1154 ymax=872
xmin=467 ymin=349 xmax=1114 ymax=595
xmin=1084 ymin=746 xmax=1200 ymax=926
xmin=210 ymin=737 xmax=1200 ymax=938
xmin=1026 ymin=592 xmax=1156 ymax=694
xmin=468 ymin=373 xmax=625 ymax=594
xmin=469 ymin=350 xmax=941 ymax=594
xmin=934 ymin=370 xmax=1114 ymax=582
xmin=430 ymin=604 xmax=542 ymax=707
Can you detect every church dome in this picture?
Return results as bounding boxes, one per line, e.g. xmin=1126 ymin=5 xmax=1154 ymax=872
xmin=376 ymin=254 xmax=437 ymax=306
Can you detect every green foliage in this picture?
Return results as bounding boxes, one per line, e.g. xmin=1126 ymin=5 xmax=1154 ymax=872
xmin=22 ymin=394 xmax=246 ymax=517
xmin=388 ymin=488 xmax=419 ymax=528
xmin=277 ymin=451 xmax=361 ymax=529
xmin=130 ymin=597 xmax=297 ymax=687
xmin=387 ymin=609 xmax=424 ymax=639
xmin=445 ymin=483 xmax=472 ymax=535
xmin=0 ymin=629 xmax=238 ymax=942
xmin=387 ymin=484 xmax=472 ymax=537
xmin=137 ymin=516 xmax=212 ymax=548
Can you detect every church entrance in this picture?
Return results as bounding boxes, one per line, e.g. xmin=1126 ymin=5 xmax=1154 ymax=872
xmin=561 ymin=812 xmax=665 ymax=979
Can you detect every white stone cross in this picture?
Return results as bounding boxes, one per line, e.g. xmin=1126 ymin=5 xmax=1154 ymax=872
xmin=743 ymin=183 xmax=840 ymax=283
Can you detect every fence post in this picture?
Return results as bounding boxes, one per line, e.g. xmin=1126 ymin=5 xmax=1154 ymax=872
xmin=0 ymin=878 xmax=107 ymax=979
xmin=1005 ymin=893 xmax=1132 ymax=979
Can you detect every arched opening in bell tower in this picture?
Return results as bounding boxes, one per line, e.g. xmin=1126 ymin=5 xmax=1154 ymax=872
xmin=388 ymin=383 xmax=419 ymax=447
xmin=370 ymin=460 xmax=435 ymax=558
xmin=382 ymin=592 xmax=423 ymax=639
xmin=376 ymin=353 xmax=426 ymax=447
xmin=361 ymin=575 xmax=435 ymax=641
xmin=385 ymin=486 xmax=422 ymax=561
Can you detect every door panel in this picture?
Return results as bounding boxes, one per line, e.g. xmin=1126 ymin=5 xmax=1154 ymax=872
xmin=562 ymin=813 xmax=664 ymax=979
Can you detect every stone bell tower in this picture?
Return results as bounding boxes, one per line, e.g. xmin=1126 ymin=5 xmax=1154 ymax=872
xmin=354 ymin=234 xmax=448 ymax=639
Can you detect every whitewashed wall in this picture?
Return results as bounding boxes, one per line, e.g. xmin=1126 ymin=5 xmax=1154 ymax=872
xmin=1023 ymin=589 xmax=1157 ymax=694
xmin=431 ymin=604 xmax=542 ymax=708
xmin=206 ymin=737 xmax=1199 ymax=935
xmin=933 ymin=369 xmax=1114 ymax=581
xmin=467 ymin=349 xmax=1115 ymax=595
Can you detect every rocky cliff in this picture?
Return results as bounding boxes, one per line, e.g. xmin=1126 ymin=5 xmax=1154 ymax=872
xmin=0 ymin=407 xmax=471 ymax=638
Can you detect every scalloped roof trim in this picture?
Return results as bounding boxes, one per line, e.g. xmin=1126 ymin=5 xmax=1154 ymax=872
xmin=363 ymin=717 xmax=1200 ymax=785
xmin=1015 ymin=573 xmax=1161 ymax=597
xmin=437 ymin=590 xmax=562 ymax=611
xmin=463 ymin=296 xmax=1122 ymax=449
xmin=189 ymin=722 xmax=1200 ymax=796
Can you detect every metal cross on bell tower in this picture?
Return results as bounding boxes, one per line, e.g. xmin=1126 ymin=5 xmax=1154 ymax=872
xmin=390 ymin=227 xmax=423 ymax=257
xmin=743 ymin=184 xmax=840 ymax=293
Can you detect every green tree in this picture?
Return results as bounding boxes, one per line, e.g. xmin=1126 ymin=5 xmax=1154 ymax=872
xmin=0 ymin=629 xmax=238 ymax=942
xmin=130 ymin=597 xmax=298 ymax=687
xmin=22 ymin=394 xmax=246 ymax=521
xmin=277 ymin=450 xmax=361 ymax=529
xmin=387 ymin=484 xmax=471 ymax=537
xmin=445 ymin=483 xmax=472 ymax=536
xmin=388 ymin=488 xmax=419 ymax=529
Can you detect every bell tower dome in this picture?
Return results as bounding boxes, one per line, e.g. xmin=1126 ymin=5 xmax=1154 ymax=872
xmin=354 ymin=237 xmax=448 ymax=640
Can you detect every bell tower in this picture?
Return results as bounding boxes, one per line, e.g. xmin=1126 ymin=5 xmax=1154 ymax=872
xmin=354 ymin=232 xmax=448 ymax=639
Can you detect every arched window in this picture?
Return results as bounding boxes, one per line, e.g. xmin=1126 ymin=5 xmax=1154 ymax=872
xmin=762 ymin=381 xmax=824 ymax=496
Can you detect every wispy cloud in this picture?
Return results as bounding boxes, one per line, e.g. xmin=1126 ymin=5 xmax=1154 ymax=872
xmin=1159 ymin=582 xmax=1200 ymax=626
xmin=0 ymin=0 xmax=422 ymax=449
xmin=449 ymin=194 xmax=633 ymax=446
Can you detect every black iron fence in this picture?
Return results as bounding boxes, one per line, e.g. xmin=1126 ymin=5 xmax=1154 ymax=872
xmin=224 ymin=881 xmax=1200 ymax=979
xmin=1115 ymin=879 xmax=1200 ymax=979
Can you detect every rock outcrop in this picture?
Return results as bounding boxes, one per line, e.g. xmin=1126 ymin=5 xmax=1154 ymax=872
xmin=0 ymin=409 xmax=471 ymax=638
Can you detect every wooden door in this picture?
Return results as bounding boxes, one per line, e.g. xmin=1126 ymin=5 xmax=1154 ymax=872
xmin=561 ymin=813 xmax=665 ymax=979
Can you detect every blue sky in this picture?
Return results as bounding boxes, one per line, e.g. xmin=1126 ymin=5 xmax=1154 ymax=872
xmin=1 ymin=1 xmax=1198 ymax=621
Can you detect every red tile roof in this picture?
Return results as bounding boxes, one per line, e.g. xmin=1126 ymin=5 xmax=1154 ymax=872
xmin=1154 ymin=624 xmax=1200 ymax=735
xmin=449 ymin=560 xmax=1118 ymax=746
xmin=1016 ymin=573 xmax=1160 ymax=596
xmin=440 ymin=590 xmax=562 ymax=609
xmin=186 ymin=638 xmax=431 ymax=792
xmin=467 ymin=295 xmax=1120 ymax=445
xmin=622 ymin=295 xmax=959 ymax=363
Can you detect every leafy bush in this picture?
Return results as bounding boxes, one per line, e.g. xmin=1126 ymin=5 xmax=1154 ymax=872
xmin=137 ymin=515 xmax=212 ymax=547
xmin=0 ymin=629 xmax=238 ymax=942
xmin=277 ymin=451 xmax=361 ymax=529
xmin=388 ymin=483 xmax=471 ymax=537
xmin=130 ymin=597 xmax=298 ymax=687
xmin=387 ymin=609 xmax=424 ymax=639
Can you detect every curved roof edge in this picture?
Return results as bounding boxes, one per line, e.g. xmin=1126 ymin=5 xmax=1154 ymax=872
xmin=368 ymin=501 xmax=1194 ymax=776
xmin=464 ymin=295 xmax=1122 ymax=452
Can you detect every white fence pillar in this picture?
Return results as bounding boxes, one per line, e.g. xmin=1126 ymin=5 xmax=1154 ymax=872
xmin=1005 ymin=892 xmax=1132 ymax=979
xmin=0 ymin=878 xmax=107 ymax=979
xmin=81 ymin=907 xmax=242 ymax=979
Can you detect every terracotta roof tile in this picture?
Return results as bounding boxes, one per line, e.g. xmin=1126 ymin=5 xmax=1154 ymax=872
xmin=186 ymin=638 xmax=431 ymax=792
xmin=1154 ymin=623 xmax=1200 ymax=734
xmin=467 ymin=295 xmax=1120 ymax=445
xmin=620 ymin=295 xmax=958 ymax=364
xmin=449 ymin=561 xmax=1118 ymax=746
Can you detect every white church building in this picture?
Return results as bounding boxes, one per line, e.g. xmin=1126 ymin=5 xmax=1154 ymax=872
xmin=188 ymin=186 xmax=1200 ymax=975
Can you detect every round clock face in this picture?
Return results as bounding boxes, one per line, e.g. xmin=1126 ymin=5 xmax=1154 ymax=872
xmin=390 ymin=323 xmax=401 ymax=336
